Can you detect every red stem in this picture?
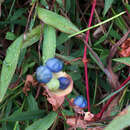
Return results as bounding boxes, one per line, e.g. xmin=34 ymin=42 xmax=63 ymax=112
xmin=83 ymin=0 xmax=96 ymax=112
xmin=95 ymin=76 xmax=130 ymax=119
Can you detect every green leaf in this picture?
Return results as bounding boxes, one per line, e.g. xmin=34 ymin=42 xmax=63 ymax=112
xmin=56 ymin=0 xmax=63 ymax=7
xmin=65 ymin=0 xmax=71 ymax=12
xmin=124 ymin=3 xmax=130 ymax=13
xmin=10 ymin=8 xmax=26 ymax=21
xmin=112 ymin=9 xmax=127 ymax=33
xmin=89 ymin=51 xmax=104 ymax=72
xmin=113 ymin=63 xmax=125 ymax=72
xmin=69 ymin=72 xmax=81 ymax=81
xmin=0 ymin=59 xmax=2 ymax=65
xmin=27 ymin=93 xmax=39 ymax=111
xmin=105 ymin=106 xmax=130 ymax=130
xmin=56 ymin=33 xmax=69 ymax=46
xmin=94 ymin=34 xmax=107 ymax=46
xmin=22 ymin=62 xmax=35 ymax=75
xmin=0 ymin=35 xmax=23 ymax=102
xmin=37 ymin=7 xmax=79 ymax=34
xmin=103 ymin=0 xmax=114 ymax=16
xmin=113 ymin=57 xmax=130 ymax=66
xmin=0 ymin=110 xmax=44 ymax=122
xmin=25 ymin=112 xmax=57 ymax=130
xmin=5 ymin=32 xmax=17 ymax=41
xmin=22 ymin=25 xmax=42 ymax=49
xmin=109 ymin=29 xmax=121 ymax=40
xmin=0 ymin=25 xmax=42 ymax=102
xmin=42 ymin=24 xmax=56 ymax=64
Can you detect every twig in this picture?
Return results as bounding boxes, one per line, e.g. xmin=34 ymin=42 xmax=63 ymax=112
xmin=35 ymin=87 xmax=41 ymax=99
xmin=24 ymin=2 xmax=36 ymax=40
xmin=107 ymin=29 xmax=130 ymax=89
xmin=38 ymin=22 xmax=44 ymax=61
xmin=76 ymin=0 xmax=87 ymax=24
xmin=83 ymin=39 xmax=111 ymax=79
xmin=94 ymin=9 xmax=106 ymax=34
xmin=108 ymin=29 xmax=130 ymax=65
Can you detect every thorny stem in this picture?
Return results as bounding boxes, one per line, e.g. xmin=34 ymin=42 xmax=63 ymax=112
xmin=95 ymin=76 xmax=130 ymax=119
xmin=83 ymin=0 xmax=96 ymax=112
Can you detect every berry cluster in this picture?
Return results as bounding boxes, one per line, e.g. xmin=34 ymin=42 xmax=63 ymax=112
xmin=36 ymin=58 xmax=87 ymax=109
xmin=36 ymin=58 xmax=70 ymax=91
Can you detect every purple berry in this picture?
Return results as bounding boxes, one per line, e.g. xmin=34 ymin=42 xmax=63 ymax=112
xmin=46 ymin=58 xmax=63 ymax=73
xmin=36 ymin=66 xmax=52 ymax=83
xmin=73 ymin=96 xmax=87 ymax=108
xmin=58 ymin=77 xmax=70 ymax=90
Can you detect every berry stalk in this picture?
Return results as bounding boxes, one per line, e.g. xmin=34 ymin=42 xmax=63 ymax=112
xmin=83 ymin=0 xmax=96 ymax=112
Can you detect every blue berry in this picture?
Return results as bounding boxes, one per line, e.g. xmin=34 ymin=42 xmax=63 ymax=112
xmin=58 ymin=77 xmax=70 ymax=90
xmin=36 ymin=66 xmax=52 ymax=83
xmin=73 ymin=96 xmax=87 ymax=108
xmin=80 ymin=99 xmax=87 ymax=108
xmin=46 ymin=58 xmax=63 ymax=73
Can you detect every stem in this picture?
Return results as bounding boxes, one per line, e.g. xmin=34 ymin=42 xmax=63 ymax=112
xmin=96 ymin=76 xmax=130 ymax=119
xmin=83 ymin=0 xmax=96 ymax=112
xmin=83 ymin=39 xmax=111 ymax=79
xmin=69 ymin=11 xmax=126 ymax=38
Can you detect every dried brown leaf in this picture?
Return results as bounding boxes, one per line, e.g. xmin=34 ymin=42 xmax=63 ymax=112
xmin=23 ymin=75 xmax=34 ymax=96
xmin=119 ymin=38 xmax=130 ymax=57
xmin=23 ymin=75 xmax=39 ymax=96
xmin=43 ymin=89 xmax=64 ymax=111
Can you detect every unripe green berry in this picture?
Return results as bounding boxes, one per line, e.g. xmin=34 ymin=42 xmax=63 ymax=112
xmin=47 ymin=78 xmax=60 ymax=91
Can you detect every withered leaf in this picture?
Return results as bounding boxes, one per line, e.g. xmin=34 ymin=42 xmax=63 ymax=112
xmin=43 ymin=89 xmax=64 ymax=111
xmin=119 ymin=38 xmax=130 ymax=57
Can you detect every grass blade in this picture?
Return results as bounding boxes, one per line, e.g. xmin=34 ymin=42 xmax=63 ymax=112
xmin=103 ymin=0 xmax=114 ymax=16
xmin=97 ymin=81 xmax=130 ymax=105
xmin=69 ymin=11 xmax=126 ymax=38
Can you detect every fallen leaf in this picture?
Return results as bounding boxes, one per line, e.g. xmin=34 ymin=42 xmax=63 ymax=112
xmin=43 ymin=89 xmax=64 ymax=111
xmin=23 ymin=75 xmax=34 ymax=96
xmin=23 ymin=75 xmax=38 ymax=96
